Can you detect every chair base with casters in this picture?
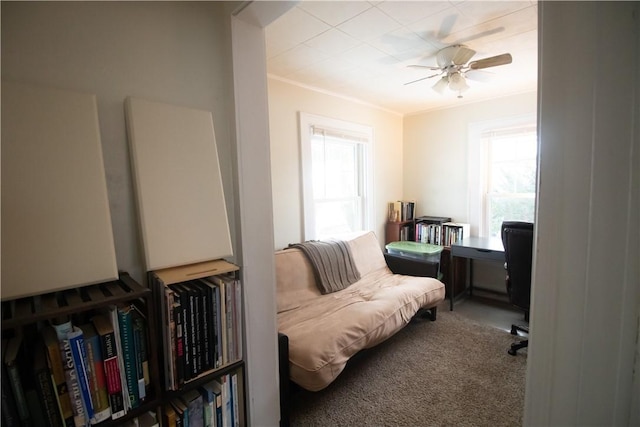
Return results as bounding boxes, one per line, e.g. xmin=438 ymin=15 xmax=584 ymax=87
xmin=501 ymin=220 xmax=534 ymax=357
xmin=508 ymin=323 xmax=529 ymax=355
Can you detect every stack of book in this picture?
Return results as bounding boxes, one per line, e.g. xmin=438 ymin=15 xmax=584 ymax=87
xmin=160 ymin=272 xmax=242 ymax=391
xmin=162 ymin=373 xmax=240 ymax=427
xmin=2 ymin=303 xmax=150 ymax=427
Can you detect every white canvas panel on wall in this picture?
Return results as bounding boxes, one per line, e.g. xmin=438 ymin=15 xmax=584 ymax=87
xmin=125 ymin=97 xmax=233 ymax=271
xmin=1 ymin=81 xmax=118 ymax=300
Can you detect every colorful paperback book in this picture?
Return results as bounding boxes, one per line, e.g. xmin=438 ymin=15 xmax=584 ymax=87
xmin=42 ymin=325 xmax=75 ymax=426
xmin=53 ymin=321 xmax=89 ymax=427
xmin=91 ymin=314 xmax=126 ymax=419
xmin=68 ymin=326 xmax=95 ymax=423
xmin=80 ymin=323 xmax=112 ymax=424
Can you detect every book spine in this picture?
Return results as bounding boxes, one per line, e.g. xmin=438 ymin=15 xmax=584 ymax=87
xmin=95 ymin=319 xmax=126 ymax=419
xmin=1 ymin=350 xmax=20 ymax=427
xmin=83 ymin=330 xmax=111 ymax=424
xmin=117 ymin=305 xmax=140 ymax=409
xmin=163 ymin=287 xmax=176 ymax=391
xmin=53 ymin=322 xmax=88 ymax=427
xmin=225 ymin=280 xmax=234 ymax=363
xmin=187 ymin=285 xmax=199 ymax=376
xmin=43 ymin=328 xmax=75 ymax=426
xmin=68 ymin=328 xmax=95 ymax=422
xmin=34 ymin=362 xmax=64 ymax=427
xmin=132 ymin=311 xmax=148 ymax=402
xmin=173 ymin=299 xmax=185 ymax=387
xmin=5 ymin=358 xmax=29 ymax=425
xmin=231 ymin=373 xmax=239 ymax=427
xmin=196 ymin=283 xmax=211 ymax=372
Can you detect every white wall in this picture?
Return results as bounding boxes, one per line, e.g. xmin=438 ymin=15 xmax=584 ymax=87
xmin=403 ymin=91 xmax=537 ymax=226
xmin=268 ymin=77 xmax=404 ymax=249
xmin=403 ymin=92 xmax=536 ymax=292
xmin=1 ymin=1 xmax=237 ymax=284
xmin=526 ymin=2 xmax=639 ymax=425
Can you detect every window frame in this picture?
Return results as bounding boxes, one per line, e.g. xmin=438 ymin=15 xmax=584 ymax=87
xmin=468 ymin=114 xmax=537 ymax=237
xmin=299 ymin=112 xmax=374 ymax=241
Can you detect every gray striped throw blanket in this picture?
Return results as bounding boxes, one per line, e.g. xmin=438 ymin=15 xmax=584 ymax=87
xmin=289 ymin=239 xmax=361 ymax=294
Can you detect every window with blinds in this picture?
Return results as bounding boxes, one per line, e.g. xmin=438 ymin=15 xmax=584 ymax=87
xmin=299 ymin=113 xmax=373 ymax=240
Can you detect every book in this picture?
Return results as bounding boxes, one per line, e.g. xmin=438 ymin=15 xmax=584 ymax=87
xmin=68 ymin=326 xmax=96 ymax=423
xmin=91 ymin=313 xmax=126 ymax=419
xmin=162 ymin=286 xmax=177 ymax=390
xmin=42 ymin=325 xmax=75 ymax=426
xmin=193 ymin=280 xmax=213 ymax=372
xmin=33 ymin=338 xmax=65 ymax=427
xmin=231 ymin=372 xmax=239 ymax=427
xmin=172 ymin=295 xmax=185 ymax=388
xmin=163 ymin=403 xmax=177 ymax=427
xmin=53 ymin=320 xmax=89 ymax=427
xmin=170 ymin=284 xmax=192 ymax=381
xmin=131 ymin=306 xmax=149 ymax=402
xmin=170 ymin=398 xmax=188 ymax=427
xmin=182 ymin=388 xmax=204 ymax=427
xmin=1 ymin=339 xmax=20 ymax=427
xmin=198 ymin=382 xmax=215 ymax=427
xmin=221 ymin=375 xmax=231 ymax=427
xmin=80 ymin=323 xmax=112 ymax=424
xmin=3 ymin=335 xmax=30 ymax=426
xmin=182 ymin=282 xmax=202 ymax=376
xmin=203 ymin=380 xmax=223 ymax=427
xmin=198 ymin=279 xmax=219 ymax=369
xmin=117 ymin=303 xmax=140 ymax=409
xmin=109 ymin=306 xmax=131 ymax=412
xmin=204 ymin=275 xmax=227 ymax=366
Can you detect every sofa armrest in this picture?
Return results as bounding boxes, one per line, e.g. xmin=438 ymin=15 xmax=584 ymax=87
xmin=384 ymin=252 xmax=439 ymax=278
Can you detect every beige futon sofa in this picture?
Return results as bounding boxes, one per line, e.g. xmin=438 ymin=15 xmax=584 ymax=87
xmin=275 ymin=231 xmax=445 ymax=392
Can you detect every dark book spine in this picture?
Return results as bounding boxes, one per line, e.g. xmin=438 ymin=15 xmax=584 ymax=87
xmin=1 ymin=356 xmax=20 ymax=427
xmin=34 ymin=362 xmax=64 ymax=427
xmin=196 ymin=282 xmax=212 ymax=372
xmin=173 ymin=300 xmax=185 ymax=387
xmin=132 ymin=311 xmax=148 ymax=402
xmin=170 ymin=285 xmax=191 ymax=382
xmin=186 ymin=284 xmax=200 ymax=376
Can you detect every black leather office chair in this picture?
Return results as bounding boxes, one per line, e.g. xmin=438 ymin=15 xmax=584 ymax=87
xmin=501 ymin=221 xmax=534 ymax=355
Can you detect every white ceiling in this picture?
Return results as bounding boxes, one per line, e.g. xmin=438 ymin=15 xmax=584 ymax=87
xmin=265 ymin=1 xmax=538 ymax=115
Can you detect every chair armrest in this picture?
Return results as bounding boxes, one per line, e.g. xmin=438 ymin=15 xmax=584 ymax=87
xmin=384 ymin=252 xmax=439 ymax=278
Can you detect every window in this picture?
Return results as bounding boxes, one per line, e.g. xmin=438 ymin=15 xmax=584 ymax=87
xmin=299 ymin=113 xmax=373 ymax=240
xmin=469 ymin=116 xmax=538 ymax=237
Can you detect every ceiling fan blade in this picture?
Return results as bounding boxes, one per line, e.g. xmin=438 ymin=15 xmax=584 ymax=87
xmin=407 ymin=64 xmax=441 ymax=71
xmin=437 ymin=45 xmax=476 ymax=67
xmin=404 ymin=72 xmax=442 ymax=86
xmin=464 ymin=69 xmax=494 ymax=82
xmin=468 ymin=53 xmax=512 ymax=70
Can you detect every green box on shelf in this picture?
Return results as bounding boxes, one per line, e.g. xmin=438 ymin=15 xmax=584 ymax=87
xmin=385 ymin=241 xmax=443 ymax=263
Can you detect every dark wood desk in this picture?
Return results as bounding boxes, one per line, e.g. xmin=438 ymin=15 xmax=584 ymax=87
xmin=449 ymin=237 xmax=505 ymax=310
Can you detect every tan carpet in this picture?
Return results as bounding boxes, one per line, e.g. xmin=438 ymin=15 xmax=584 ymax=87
xmin=289 ymin=306 xmax=527 ymax=426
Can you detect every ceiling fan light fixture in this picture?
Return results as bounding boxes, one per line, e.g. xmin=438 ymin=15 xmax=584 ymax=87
xmin=432 ymin=76 xmax=449 ymax=94
xmin=448 ymin=72 xmax=469 ymax=92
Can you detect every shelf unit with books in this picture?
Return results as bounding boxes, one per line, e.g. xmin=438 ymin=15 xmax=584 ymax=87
xmin=1 ymin=273 xmax=161 ymax=427
xmin=150 ymin=258 xmax=245 ymax=427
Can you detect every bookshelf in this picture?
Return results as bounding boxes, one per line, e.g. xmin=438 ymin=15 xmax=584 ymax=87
xmin=385 ymin=214 xmax=471 ymax=303
xmin=1 ymin=274 xmax=161 ymax=427
xmin=150 ymin=259 xmax=245 ymax=426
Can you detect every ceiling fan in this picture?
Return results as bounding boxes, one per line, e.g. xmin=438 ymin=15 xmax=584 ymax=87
xmin=405 ymin=45 xmax=513 ymax=98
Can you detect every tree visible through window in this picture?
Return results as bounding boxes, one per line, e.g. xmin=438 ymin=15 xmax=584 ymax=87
xmin=483 ymin=125 xmax=537 ymax=237
xmin=299 ymin=113 xmax=373 ymax=240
